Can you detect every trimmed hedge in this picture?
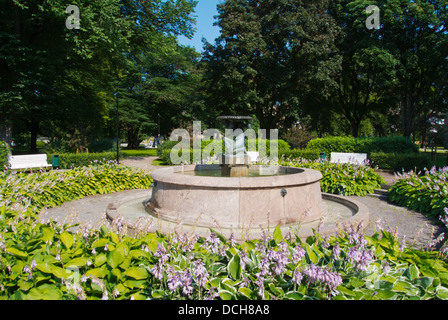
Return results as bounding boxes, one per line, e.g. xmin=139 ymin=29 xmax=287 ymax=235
xmin=306 ymin=136 xmax=419 ymax=155
xmin=369 ymin=152 xmax=431 ymax=172
xmin=0 ymin=141 xmax=9 ymax=170
xmin=157 ymin=139 xmax=291 ymax=165
xmin=46 ymin=152 xmax=119 ymax=169
xmin=281 ymin=149 xmax=320 ymax=161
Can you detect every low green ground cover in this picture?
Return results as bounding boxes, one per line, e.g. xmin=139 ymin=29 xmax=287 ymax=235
xmin=1 ymin=163 xmax=448 ymax=300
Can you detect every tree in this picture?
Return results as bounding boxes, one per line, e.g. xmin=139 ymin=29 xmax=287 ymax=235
xmin=115 ymin=35 xmax=203 ymax=148
xmin=378 ymin=0 xmax=448 ymax=138
xmin=0 ymin=0 xmax=198 ymax=151
xmin=326 ymin=0 xmax=399 ymax=138
xmin=202 ymin=0 xmax=340 ymax=137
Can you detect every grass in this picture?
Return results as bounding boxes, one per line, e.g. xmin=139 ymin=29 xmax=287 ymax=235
xmin=121 ymin=149 xmax=157 ymax=157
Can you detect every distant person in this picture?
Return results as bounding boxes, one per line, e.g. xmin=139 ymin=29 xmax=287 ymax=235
xmin=152 ymin=134 xmax=160 ymax=148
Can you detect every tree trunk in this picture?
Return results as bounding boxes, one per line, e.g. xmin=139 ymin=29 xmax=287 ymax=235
xmin=0 ymin=124 xmax=12 ymax=146
xmin=127 ymin=129 xmax=142 ymax=149
xmin=30 ymin=118 xmax=39 ymax=153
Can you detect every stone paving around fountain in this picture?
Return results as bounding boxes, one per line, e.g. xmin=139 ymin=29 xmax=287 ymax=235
xmin=39 ymin=157 xmax=444 ymax=249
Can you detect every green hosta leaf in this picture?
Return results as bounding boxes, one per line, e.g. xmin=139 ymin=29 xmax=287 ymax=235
xmin=404 ymin=264 xmax=420 ymax=281
xmin=337 ymin=286 xmax=356 ymax=297
xmin=413 ymin=277 xmax=433 ymax=290
xmin=273 ymin=225 xmax=283 ymax=244
xmin=66 ymin=257 xmax=88 ymax=268
xmin=238 ymin=287 xmax=255 ymax=299
xmin=436 ymin=287 xmax=448 ymax=300
xmin=219 ymin=289 xmax=234 ymax=300
xmin=94 ymin=253 xmax=107 ymax=267
xmin=86 ymin=266 xmax=108 ymax=278
xmin=92 ymin=238 xmax=109 ymax=249
xmin=123 ymin=267 xmax=149 ymax=280
xmin=305 ymin=244 xmax=318 ymax=264
xmin=6 ymin=247 xmax=28 ymax=258
xmin=152 ymin=289 xmax=166 ymax=299
xmin=228 ymin=254 xmax=242 ymax=280
xmin=24 ymin=284 xmax=62 ymax=300
xmin=41 ymin=227 xmax=55 ymax=242
xmin=60 ymin=232 xmax=74 ymax=250
xmin=108 ymin=248 xmax=125 ymax=269
xmin=50 ymin=265 xmax=71 ymax=279
xmin=35 ymin=262 xmax=52 ymax=274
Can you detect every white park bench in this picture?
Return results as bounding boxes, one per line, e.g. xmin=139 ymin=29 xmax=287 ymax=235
xmin=8 ymin=154 xmax=52 ymax=170
xmin=247 ymin=151 xmax=260 ymax=163
xmin=330 ymin=152 xmax=368 ymax=165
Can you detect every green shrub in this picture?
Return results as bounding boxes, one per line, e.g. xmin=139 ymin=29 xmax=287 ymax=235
xmin=370 ymin=152 xmax=431 ymax=172
xmin=158 ymin=139 xmax=290 ymax=165
xmin=389 ymin=168 xmax=448 ymax=219
xmin=46 ymin=152 xmax=119 ymax=169
xmin=0 ymin=141 xmax=10 ymax=170
xmin=87 ymin=138 xmax=116 ymax=153
xmin=283 ymin=159 xmax=386 ymax=196
xmin=0 ymin=163 xmax=152 ymax=212
xmin=306 ymin=136 xmax=419 ymax=155
xmin=157 ymin=140 xmax=178 ymax=158
xmin=281 ymin=149 xmax=320 ymax=161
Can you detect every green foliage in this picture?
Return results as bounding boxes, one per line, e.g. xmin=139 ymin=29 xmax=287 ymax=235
xmin=0 ymin=141 xmax=9 ymax=170
xmin=158 ymin=139 xmax=290 ymax=165
xmin=46 ymin=153 xmax=119 ymax=169
xmin=282 ymin=149 xmax=320 ymax=161
xmin=203 ymin=0 xmax=340 ymax=133
xmin=306 ymin=136 xmax=419 ymax=155
xmin=1 ymin=211 xmax=448 ymax=300
xmin=0 ymin=163 xmax=152 ymax=212
xmin=370 ymin=152 xmax=431 ymax=172
xmin=389 ymin=168 xmax=448 ymax=219
xmin=0 ymin=162 xmax=448 ymax=300
xmin=121 ymin=149 xmax=157 ymax=158
xmin=283 ymin=159 xmax=386 ymax=196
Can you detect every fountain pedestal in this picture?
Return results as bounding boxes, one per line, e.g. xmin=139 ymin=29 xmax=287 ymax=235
xmin=219 ymin=154 xmax=251 ymax=177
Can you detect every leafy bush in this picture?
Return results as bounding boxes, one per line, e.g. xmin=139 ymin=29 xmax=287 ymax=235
xmin=1 ymin=216 xmax=448 ymax=300
xmin=0 ymin=141 xmax=10 ymax=170
xmin=0 ymin=163 xmax=153 ymax=212
xmin=370 ymin=152 xmax=431 ymax=172
xmin=306 ymin=136 xmax=419 ymax=155
xmin=389 ymin=167 xmax=448 ymax=219
xmin=282 ymin=149 xmax=320 ymax=161
xmin=46 ymin=152 xmax=119 ymax=169
xmin=87 ymin=138 xmax=116 ymax=153
xmin=283 ymin=159 xmax=386 ymax=196
xmin=158 ymin=139 xmax=290 ymax=165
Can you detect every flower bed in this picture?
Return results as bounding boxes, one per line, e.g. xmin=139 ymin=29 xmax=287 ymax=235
xmin=281 ymin=159 xmax=386 ymax=196
xmin=389 ymin=167 xmax=448 ymax=220
xmin=1 ymin=163 xmax=448 ymax=300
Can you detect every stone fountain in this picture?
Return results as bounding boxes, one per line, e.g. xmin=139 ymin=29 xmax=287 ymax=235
xmin=110 ymin=116 xmax=370 ymax=241
xmin=216 ymin=115 xmax=253 ymax=177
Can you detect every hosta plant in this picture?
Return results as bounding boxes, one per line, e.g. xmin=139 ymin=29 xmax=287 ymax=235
xmin=389 ymin=167 xmax=448 ymax=220
xmin=280 ymin=158 xmax=386 ymax=196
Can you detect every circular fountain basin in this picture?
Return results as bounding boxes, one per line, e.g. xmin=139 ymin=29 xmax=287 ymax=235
xmin=111 ymin=191 xmax=369 ymax=241
xmin=107 ymin=164 xmax=369 ymax=240
xmin=147 ymin=164 xmax=326 ymax=230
